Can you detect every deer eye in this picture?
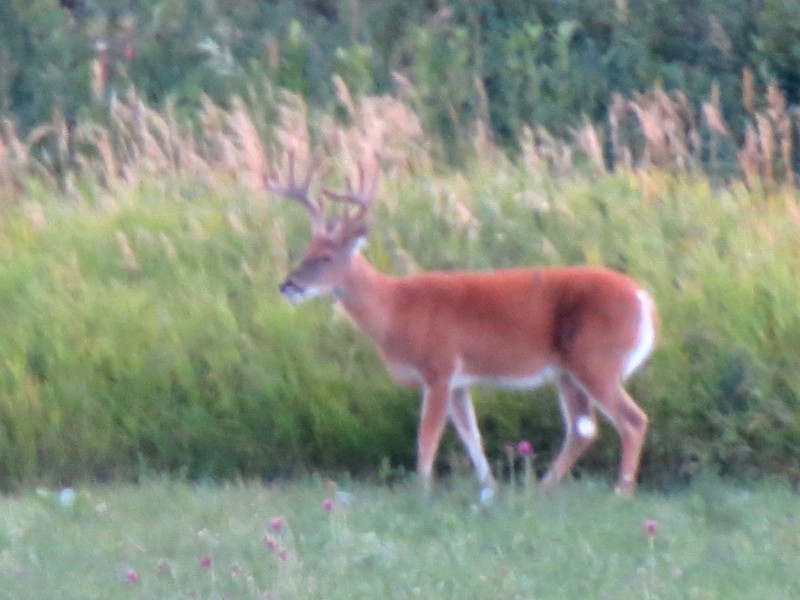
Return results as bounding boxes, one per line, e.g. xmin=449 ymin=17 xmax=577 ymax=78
xmin=308 ymin=255 xmax=332 ymax=269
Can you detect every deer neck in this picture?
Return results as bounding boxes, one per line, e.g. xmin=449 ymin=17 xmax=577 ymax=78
xmin=333 ymin=252 xmax=393 ymax=341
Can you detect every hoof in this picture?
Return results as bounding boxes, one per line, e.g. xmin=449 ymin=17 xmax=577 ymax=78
xmin=614 ymin=483 xmax=636 ymax=498
xmin=539 ymin=472 xmax=559 ymax=492
xmin=479 ymin=486 xmax=495 ymax=507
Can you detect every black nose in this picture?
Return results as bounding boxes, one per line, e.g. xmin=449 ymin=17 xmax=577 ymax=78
xmin=279 ymin=279 xmax=301 ymax=295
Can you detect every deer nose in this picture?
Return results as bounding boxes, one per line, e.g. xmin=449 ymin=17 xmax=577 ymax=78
xmin=279 ymin=279 xmax=302 ymax=297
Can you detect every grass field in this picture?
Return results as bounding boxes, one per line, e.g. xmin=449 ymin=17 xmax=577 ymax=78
xmin=1 ymin=476 xmax=797 ymax=599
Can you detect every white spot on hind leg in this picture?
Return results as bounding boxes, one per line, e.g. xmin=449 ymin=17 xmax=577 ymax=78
xmin=576 ymin=415 xmax=597 ymax=439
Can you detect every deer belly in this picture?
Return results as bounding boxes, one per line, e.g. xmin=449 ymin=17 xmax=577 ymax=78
xmin=454 ymin=336 xmax=559 ymax=389
xmin=388 ymin=362 xmax=425 ymax=387
xmin=452 ymin=364 xmax=559 ymax=390
xmin=385 ymin=354 xmax=558 ymax=390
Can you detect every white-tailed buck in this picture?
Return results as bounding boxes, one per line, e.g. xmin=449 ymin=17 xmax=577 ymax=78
xmin=268 ymin=152 xmax=657 ymax=503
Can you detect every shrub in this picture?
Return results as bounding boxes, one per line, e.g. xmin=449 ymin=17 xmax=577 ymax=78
xmin=3 ymin=0 xmax=800 ymax=171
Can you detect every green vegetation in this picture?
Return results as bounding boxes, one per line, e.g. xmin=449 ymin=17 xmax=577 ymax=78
xmin=1 ymin=3 xmax=799 ymax=491
xmin=0 ymin=84 xmax=798 ymax=490
xmin=3 ymin=1 xmax=800 ymax=170
xmin=1 ymin=477 xmax=798 ymax=599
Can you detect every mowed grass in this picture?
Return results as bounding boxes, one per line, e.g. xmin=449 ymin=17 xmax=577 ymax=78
xmin=0 ymin=477 xmax=797 ymax=599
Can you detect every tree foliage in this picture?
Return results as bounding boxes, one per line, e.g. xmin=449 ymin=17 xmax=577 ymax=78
xmin=1 ymin=1 xmax=797 ymax=155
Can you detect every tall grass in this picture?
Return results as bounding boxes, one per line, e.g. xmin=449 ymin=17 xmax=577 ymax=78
xmin=0 ymin=82 xmax=798 ymax=489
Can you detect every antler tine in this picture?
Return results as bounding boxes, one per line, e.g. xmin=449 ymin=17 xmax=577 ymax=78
xmin=322 ymin=159 xmax=380 ymax=214
xmin=266 ymin=150 xmax=325 ymax=227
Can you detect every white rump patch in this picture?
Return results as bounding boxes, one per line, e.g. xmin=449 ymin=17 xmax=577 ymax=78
xmin=576 ymin=415 xmax=597 ymax=439
xmin=623 ymin=290 xmax=656 ymax=379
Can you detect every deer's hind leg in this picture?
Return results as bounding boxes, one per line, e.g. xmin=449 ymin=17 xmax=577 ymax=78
xmin=541 ymin=372 xmax=598 ymax=490
xmin=566 ymin=364 xmax=648 ymax=495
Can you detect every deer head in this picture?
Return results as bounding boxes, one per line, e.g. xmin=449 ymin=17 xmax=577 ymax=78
xmin=267 ymin=151 xmax=378 ymax=303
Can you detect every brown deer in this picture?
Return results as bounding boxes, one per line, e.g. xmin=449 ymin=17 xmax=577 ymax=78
xmin=268 ymin=152 xmax=657 ymax=504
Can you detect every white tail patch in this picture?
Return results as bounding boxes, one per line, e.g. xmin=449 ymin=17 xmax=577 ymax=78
xmin=623 ymin=290 xmax=656 ymax=379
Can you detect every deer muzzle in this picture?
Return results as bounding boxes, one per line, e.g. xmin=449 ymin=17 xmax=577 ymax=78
xmin=279 ymin=278 xmax=301 ymax=296
xmin=279 ymin=278 xmax=317 ymax=303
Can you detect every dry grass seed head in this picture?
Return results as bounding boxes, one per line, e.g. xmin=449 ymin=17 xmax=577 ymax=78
xmin=738 ymin=124 xmax=761 ymax=187
xmin=742 ymin=68 xmax=756 ymax=113
xmin=755 ymin=113 xmax=775 ymax=183
xmin=573 ymin=121 xmax=605 ymax=174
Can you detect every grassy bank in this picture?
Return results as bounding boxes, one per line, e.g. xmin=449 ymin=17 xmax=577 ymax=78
xmin=1 ymin=158 xmax=800 ymax=489
xmin=0 ymin=87 xmax=799 ymax=489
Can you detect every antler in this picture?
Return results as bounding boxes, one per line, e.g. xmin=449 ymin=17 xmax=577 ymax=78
xmin=266 ymin=150 xmax=325 ymax=231
xmin=323 ymin=160 xmax=379 ymax=220
xmin=320 ymin=161 xmax=380 ymax=242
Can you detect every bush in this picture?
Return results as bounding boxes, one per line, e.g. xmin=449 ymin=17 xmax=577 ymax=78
xmin=3 ymin=0 xmax=800 ymax=168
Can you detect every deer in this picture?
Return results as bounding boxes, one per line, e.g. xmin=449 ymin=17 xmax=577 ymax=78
xmin=267 ymin=151 xmax=658 ymax=505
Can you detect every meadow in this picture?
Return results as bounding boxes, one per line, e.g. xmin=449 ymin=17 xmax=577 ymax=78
xmin=1 ymin=475 xmax=798 ymax=600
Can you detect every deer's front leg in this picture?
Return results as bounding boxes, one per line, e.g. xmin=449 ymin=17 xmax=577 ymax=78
xmin=417 ymin=380 xmax=450 ymax=495
xmin=449 ymin=387 xmax=496 ymax=505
